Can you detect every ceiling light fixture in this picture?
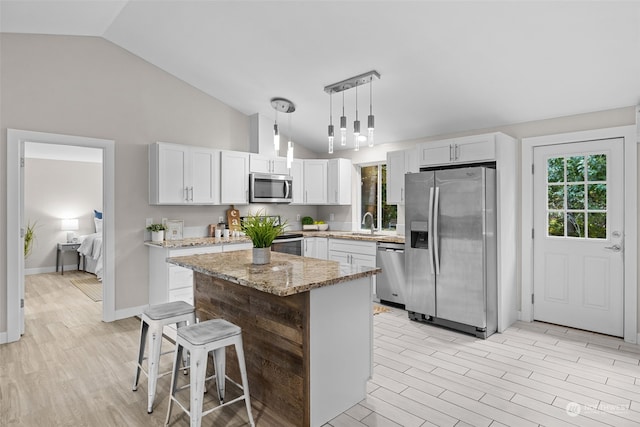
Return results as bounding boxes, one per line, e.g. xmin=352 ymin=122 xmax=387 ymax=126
xmin=367 ymin=79 xmax=375 ymax=147
xmin=340 ymin=91 xmax=347 ymax=147
xmin=324 ymin=70 xmax=380 ymax=153
xmin=270 ymin=97 xmax=295 ymax=163
xmin=328 ymin=92 xmax=334 ymax=154
xmin=353 ymin=84 xmax=360 ymax=152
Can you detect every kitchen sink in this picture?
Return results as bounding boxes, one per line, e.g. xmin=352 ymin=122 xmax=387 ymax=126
xmin=350 ymin=232 xmax=382 ymax=237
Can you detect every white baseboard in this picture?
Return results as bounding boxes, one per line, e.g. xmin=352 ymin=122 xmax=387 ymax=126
xmin=26 ymin=264 xmax=82 ymax=275
xmin=0 ymin=331 xmax=7 ymax=344
xmin=114 ymin=304 xmax=148 ymax=321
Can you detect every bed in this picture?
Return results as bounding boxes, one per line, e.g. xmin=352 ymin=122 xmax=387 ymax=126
xmin=77 ymin=211 xmax=103 ymax=280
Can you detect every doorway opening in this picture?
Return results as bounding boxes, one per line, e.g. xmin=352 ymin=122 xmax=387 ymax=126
xmin=6 ymin=129 xmax=115 ymax=343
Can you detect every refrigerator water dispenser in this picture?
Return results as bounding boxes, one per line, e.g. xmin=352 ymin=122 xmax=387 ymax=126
xmin=410 ymin=221 xmax=429 ymax=249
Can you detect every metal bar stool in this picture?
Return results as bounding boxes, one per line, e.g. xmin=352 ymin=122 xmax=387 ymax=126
xmin=165 ymin=318 xmax=255 ymax=427
xmin=133 ymin=301 xmax=196 ymax=413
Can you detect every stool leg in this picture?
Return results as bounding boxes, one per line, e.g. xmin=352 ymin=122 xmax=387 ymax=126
xmin=147 ymin=323 xmax=163 ymax=413
xmin=132 ymin=320 xmax=149 ymax=391
xmin=190 ymin=347 xmax=207 ymax=427
xmin=165 ymin=343 xmax=183 ymax=426
xmin=176 ymin=320 xmax=190 ymax=374
xmin=235 ymin=339 xmax=255 ymax=427
xmin=212 ymin=347 xmax=226 ymax=404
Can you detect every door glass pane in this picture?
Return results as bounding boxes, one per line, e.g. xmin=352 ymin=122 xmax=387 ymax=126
xmin=587 ymin=183 xmax=606 ymax=210
xmin=588 ymin=213 xmax=607 ymax=239
xmin=546 ymin=153 xmax=607 ymax=240
xmin=547 ymin=157 xmax=564 ymax=182
xmin=381 ymin=164 xmax=397 ymax=230
xmin=547 ymin=185 xmax=564 ymax=209
xmin=548 ymin=212 xmax=564 ymax=236
xmin=567 ymin=212 xmax=585 ymax=238
xmin=566 ymin=156 xmax=584 ymax=182
xmin=587 ymin=154 xmax=606 ymax=181
xmin=567 ymin=184 xmax=585 ymax=209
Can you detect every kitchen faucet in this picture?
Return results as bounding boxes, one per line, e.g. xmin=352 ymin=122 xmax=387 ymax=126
xmin=362 ymin=212 xmax=375 ymax=235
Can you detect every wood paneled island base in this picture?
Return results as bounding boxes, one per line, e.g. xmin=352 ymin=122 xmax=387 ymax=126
xmin=169 ymin=250 xmax=378 ymax=427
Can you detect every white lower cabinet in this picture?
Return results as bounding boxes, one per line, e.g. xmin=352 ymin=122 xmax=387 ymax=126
xmin=328 ymin=239 xmax=376 ymax=269
xmin=304 ymin=237 xmax=328 ymax=260
xmin=148 ymin=244 xmax=224 ymax=306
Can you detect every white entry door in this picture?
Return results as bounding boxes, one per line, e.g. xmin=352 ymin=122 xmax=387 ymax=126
xmin=533 ymin=138 xmax=624 ymax=336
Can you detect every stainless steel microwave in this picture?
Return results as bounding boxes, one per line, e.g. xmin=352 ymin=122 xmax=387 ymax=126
xmin=249 ymin=173 xmax=293 ymax=203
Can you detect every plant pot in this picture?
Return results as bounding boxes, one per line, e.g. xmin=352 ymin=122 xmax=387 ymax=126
xmin=252 ymin=247 xmax=271 ymax=265
xmin=151 ymin=230 xmax=164 ymax=243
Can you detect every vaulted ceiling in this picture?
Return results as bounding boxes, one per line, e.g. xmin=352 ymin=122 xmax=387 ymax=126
xmin=2 ymin=1 xmax=639 ymax=154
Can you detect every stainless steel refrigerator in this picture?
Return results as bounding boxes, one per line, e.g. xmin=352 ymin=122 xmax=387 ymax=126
xmin=405 ymin=166 xmax=497 ymax=338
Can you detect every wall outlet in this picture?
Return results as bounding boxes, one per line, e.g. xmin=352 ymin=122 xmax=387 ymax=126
xmin=296 ymin=214 xmax=301 ymax=221
xmin=219 ymin=216 xmax=224 ymax=223
xmin=145 ymin=218 xmax=153 ymax=227
xmin=330 ymin=213 xmax=335 ymax=221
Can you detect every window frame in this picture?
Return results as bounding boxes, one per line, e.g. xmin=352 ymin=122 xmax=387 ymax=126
xmin=356 ymin=162 xmax=396 ymax=233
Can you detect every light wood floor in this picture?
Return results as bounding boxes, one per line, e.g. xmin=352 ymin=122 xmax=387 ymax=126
xmin=2 ymin=273 xmax=639 ymax=426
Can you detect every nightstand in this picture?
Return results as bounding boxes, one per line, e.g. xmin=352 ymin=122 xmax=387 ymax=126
xmin=56 ymin=242 xmax=81 ymax=275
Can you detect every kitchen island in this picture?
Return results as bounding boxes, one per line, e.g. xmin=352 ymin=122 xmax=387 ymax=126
xmin=167 ymin=250 xmax=380 ymax=427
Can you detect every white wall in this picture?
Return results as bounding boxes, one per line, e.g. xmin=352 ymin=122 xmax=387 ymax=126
xmin=24 ymin=158 xmax=102 ymax=271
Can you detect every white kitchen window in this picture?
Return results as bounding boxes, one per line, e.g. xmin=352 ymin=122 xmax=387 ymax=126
xmin=359 ymin=163 xmax=397 ymax=232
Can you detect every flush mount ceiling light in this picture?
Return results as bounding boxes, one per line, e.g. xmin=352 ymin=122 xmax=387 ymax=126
xmin=271 ymin=97 xmax=295 ymax=155
xmin=270 ymin=97 xmax=296 ymax=168
xmin=324 ymin=70 xmax=380 ymax=153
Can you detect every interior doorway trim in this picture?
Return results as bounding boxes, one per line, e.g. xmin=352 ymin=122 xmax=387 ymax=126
xmin=521 ymin=125 xmax=637 ymax=343
xmin=6 ymin=129 xmax=115 ymax=343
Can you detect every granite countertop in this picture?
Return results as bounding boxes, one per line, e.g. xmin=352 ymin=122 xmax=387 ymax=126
xmin=167 ymin=250 xmax=381 ymax=297
xmin=145 ymin=236 xmax=251 ymax=248
xmin=301 ymin=230 xmax=405 ymax=244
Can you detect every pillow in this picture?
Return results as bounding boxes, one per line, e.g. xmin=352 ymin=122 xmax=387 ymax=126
xmin=94 ymin=210 xmax=103 ymax=219
xmin=94 ymin=217 xmax=103 ymax=233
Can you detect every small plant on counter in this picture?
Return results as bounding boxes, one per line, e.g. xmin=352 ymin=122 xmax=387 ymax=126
xmin=301 ymin=216 xmax=314 ymax=226
xmin=146 ymin=223 xmax=167 ymax=232
xmin=241 ymin=211 xmax=287 ymax=248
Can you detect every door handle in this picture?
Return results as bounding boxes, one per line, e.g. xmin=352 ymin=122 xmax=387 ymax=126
xmin=428 ymin=187 xmax=435 ymax=274
xmin=604 ymin=244 xmax=622 ymax=252
xmin=433 ymin=187 xmax=440 ymax=275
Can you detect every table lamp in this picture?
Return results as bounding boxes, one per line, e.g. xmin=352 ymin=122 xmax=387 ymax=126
xmin=61 ymin=218 xmax=79 ymax=243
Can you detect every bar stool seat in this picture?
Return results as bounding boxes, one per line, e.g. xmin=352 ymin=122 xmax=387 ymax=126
xmin=165 ymin=318 xmax=255 ymax=427
xmin=133 ymin=301 xmax=196 ymax=414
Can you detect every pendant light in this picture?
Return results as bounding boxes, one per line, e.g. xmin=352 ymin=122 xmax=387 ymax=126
xmin=328 ymin=92 xmax=334 ymax=154
xmin=273 ymin=110 xmax=280 ymax=154
xmin=353 ymin=84 xmax=360 ymax=152
xmin=367 ymin=80 xmax=375 ymax=147
xmin=324 ymin=70 xmax=380 ymax=152
xmin=270 ymin=97 xmax=295 ymax=164
xmin=340 ymin=91 xmax=347 ymax=146
xmin=287 ymin=110 xmax=294 ymax=169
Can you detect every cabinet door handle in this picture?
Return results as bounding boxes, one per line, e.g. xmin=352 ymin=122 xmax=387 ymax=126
xmin=189 ymin=186 xmax=194 ymax=201
xmin=401 ymin=188 xmax=404 ymax=202
xmin=184 ymin=187 xmax=188 ymax=201
xmin=305 ymin=190 xmax=308 ymax=203
xmin=455 ymin=144 xmax=460 ymax=160
xmin=335 ymin=190 xmax=338 ymax=203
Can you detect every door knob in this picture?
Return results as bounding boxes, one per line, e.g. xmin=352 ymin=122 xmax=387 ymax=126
xmin=604 ymin=244 xmax=622 ymax=252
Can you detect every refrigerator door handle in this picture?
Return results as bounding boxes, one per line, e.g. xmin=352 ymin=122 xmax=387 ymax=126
xmin=433 ymin=186 xmax=440 ymax=275
xmin=428 ymin=187 xmax=435 ymax=274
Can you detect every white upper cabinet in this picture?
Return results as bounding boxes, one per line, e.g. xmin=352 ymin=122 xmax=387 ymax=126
xmin=289 ymin=159 xmax=304 ymax=204
xmin=303 ymin=159 xmax=328 ymax=204
xmin=386 ymin=148 xmax=418 ymax=205
xmin=249 ymin=154 xmax=288 ymax=175
xmin=417 ymin=134 xmax=496 ymax=167
xmin=149 ymin=142 xmax=219 ymax=205
xmin=327 ymin=158 xmax=352 ymax=205
xmin=220 ymin=150 xmax=250 ymax=205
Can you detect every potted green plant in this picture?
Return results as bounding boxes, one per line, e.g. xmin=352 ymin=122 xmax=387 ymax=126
xmin=146 ymin=223 xmax=167 ymax=243
xmin=24 ymin=220 xmax=37 ymax=258
xmin=241 ymin=211 xmax=286 ymax=264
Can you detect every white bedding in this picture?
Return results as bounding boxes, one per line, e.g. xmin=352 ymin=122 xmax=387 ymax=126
xmin=78 ymin=233 xmax=103 ymax=280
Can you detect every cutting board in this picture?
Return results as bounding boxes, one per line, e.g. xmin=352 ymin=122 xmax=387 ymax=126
xmin=227 ymin=206 xmax=241 ymax=231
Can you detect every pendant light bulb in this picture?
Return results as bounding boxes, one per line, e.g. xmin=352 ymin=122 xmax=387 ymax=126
xmin=353 ymin=84 xmax=360 ymax=150
xmin=340 ymin=91 xmax=347 ymax=146
xmin=287 ymin=140 xmax=293 ymax=169
xmin=367 ymin=80 xmax=374 ymax=147
xmin=328 ymin=92 xmax=334 ymax=154
xmin=273 ymin=123 xmax=280 ymax=154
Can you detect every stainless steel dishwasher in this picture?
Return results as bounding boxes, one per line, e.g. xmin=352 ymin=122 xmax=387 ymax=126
xmin=376 ymin=242 xmax=406 ymax=306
